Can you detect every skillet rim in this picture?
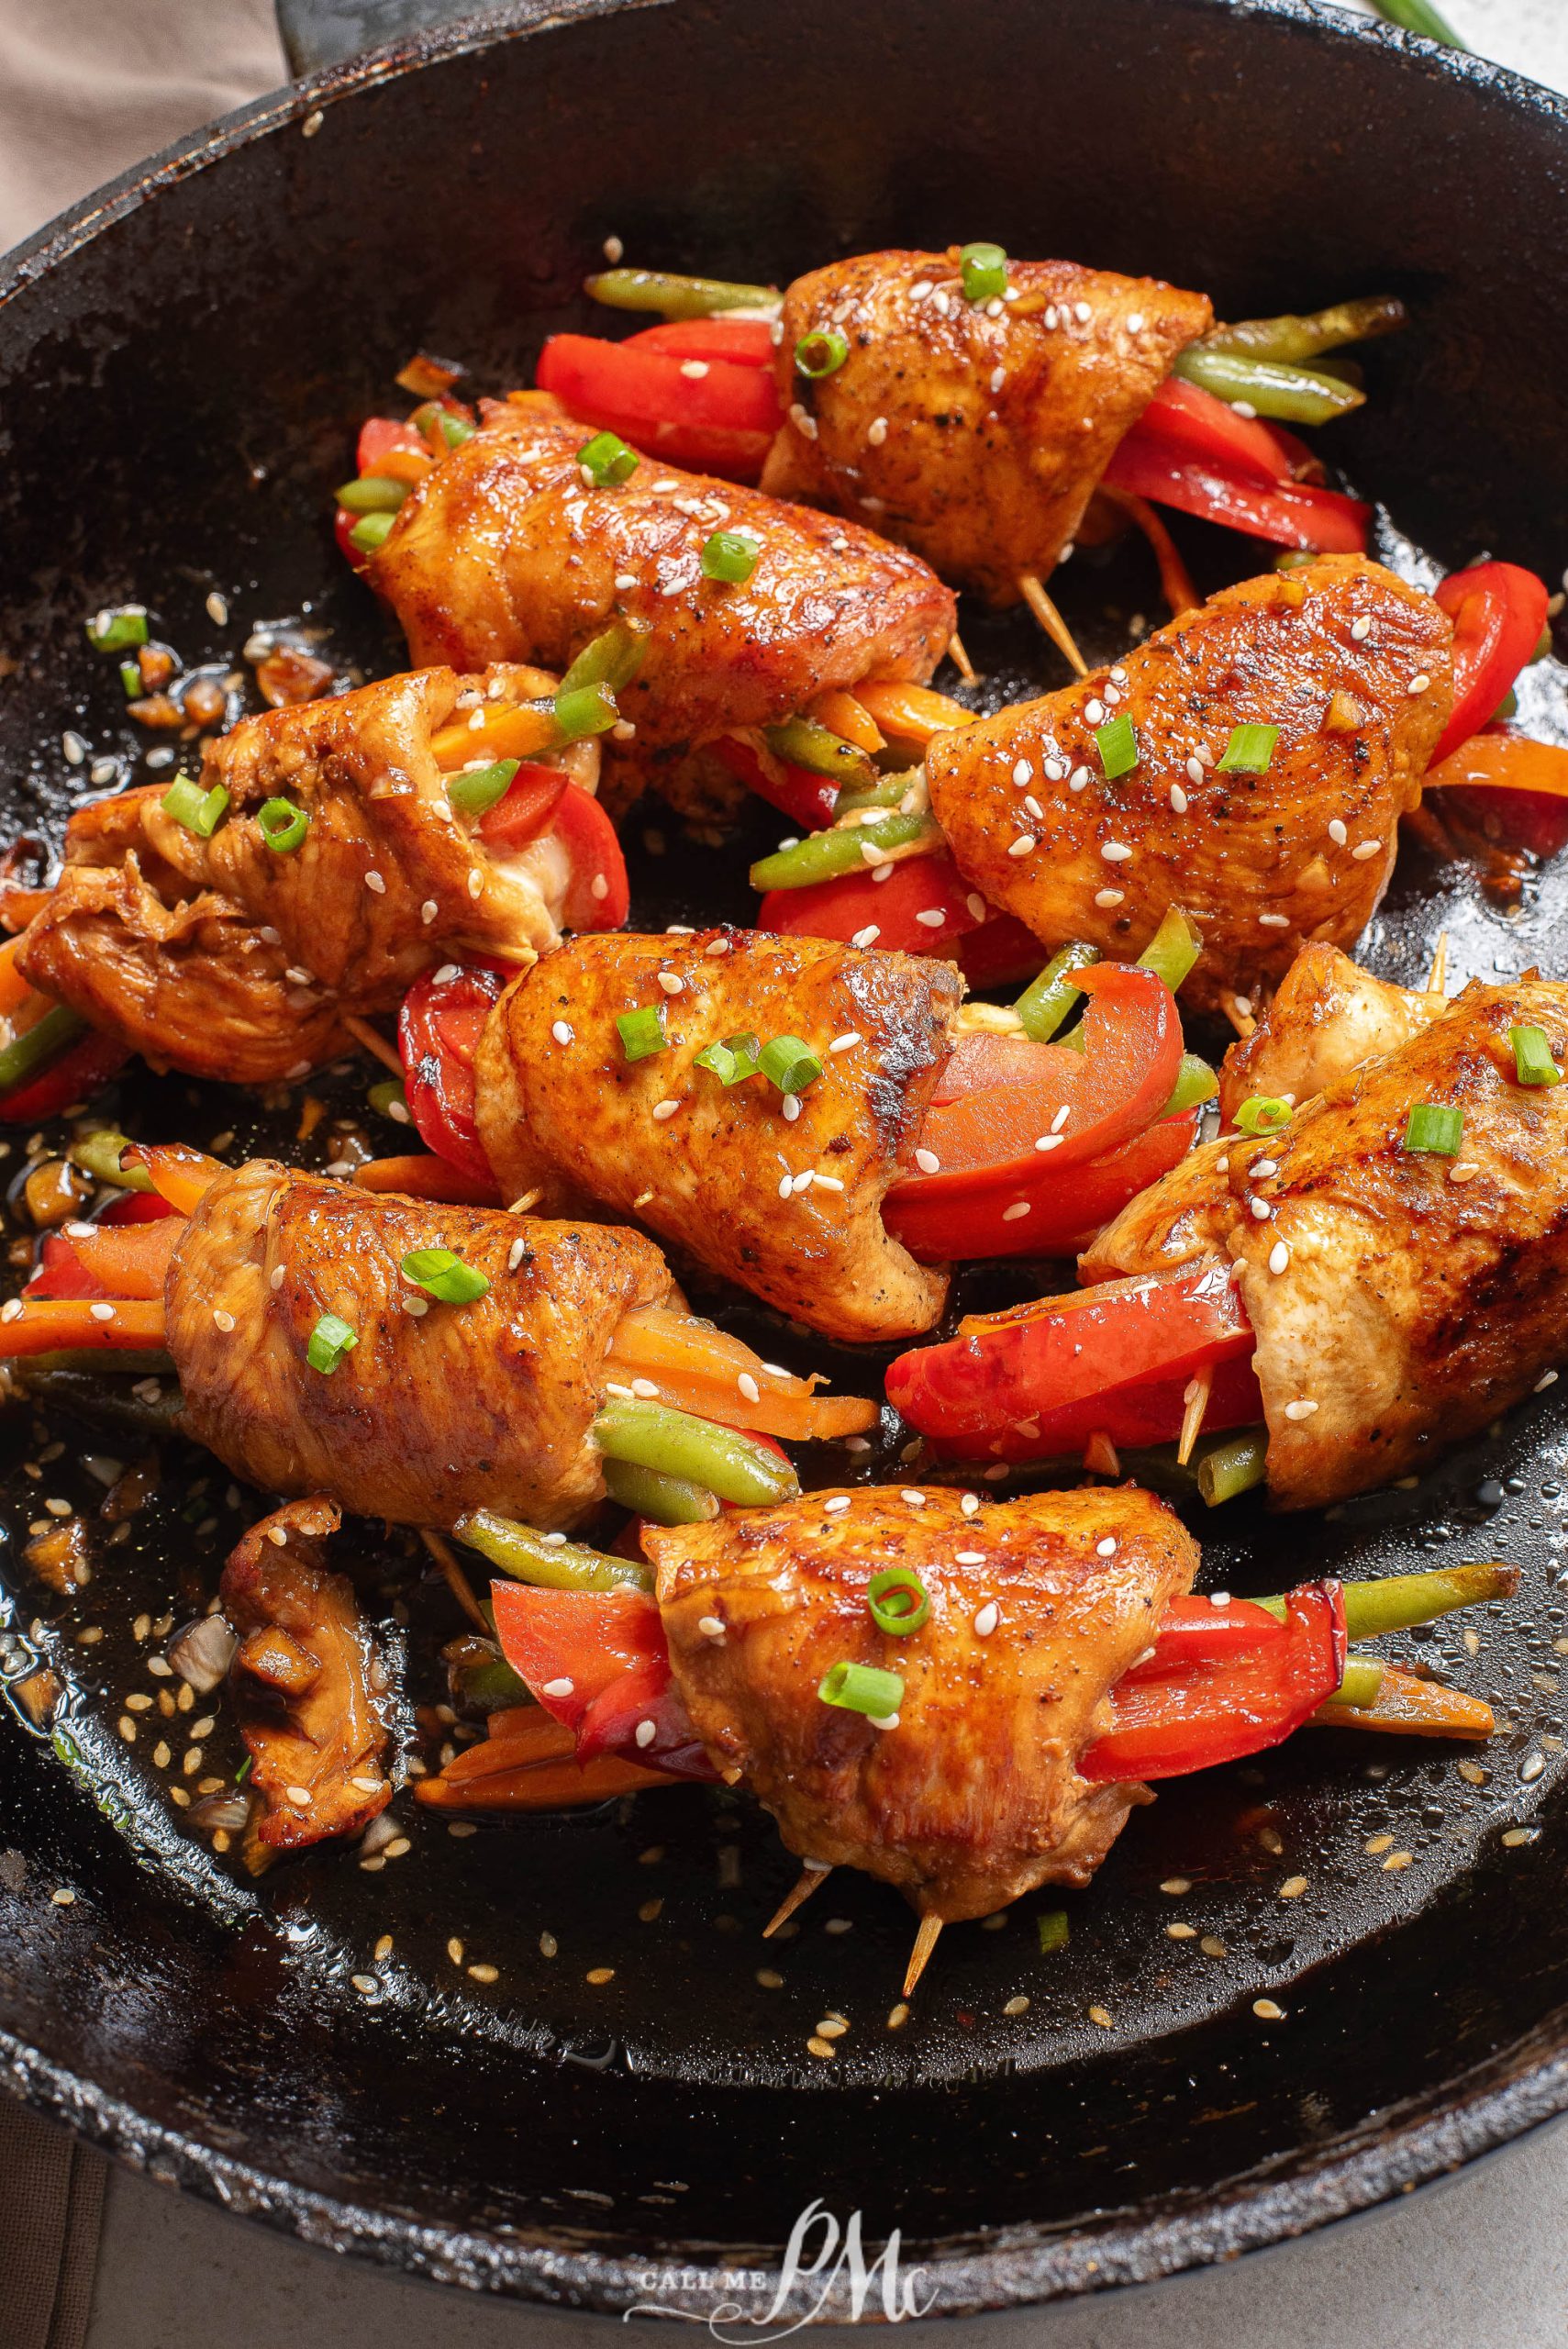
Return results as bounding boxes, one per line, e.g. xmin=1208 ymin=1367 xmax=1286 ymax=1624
xmin=4 ymin=0 xmax=1568 ymax=2313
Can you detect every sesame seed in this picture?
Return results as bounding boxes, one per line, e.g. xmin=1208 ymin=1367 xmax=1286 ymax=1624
xmin=586 ymin=1967 xmax=616 ymax=1985
xmin=630 ymin=1377 xmax=659 ymax=1398
xmin=914 ymin=1147 xmax=940 ymax=1174
xmin=1069 ymin=765 xmax=1090 ymax=791
xmin=1329 ymin=818 xmax=1348 ymax=846
xmin=1383 ymin=1852 xmax=1413 ymax=1871
xmin=468 ymin=1962 xmax=499 ymax=1983
xmin=1252 ymin=1998 xmax=1284 ymax=2021
xmin=824 ymin=1496 xmax=852 ymax=1515
xmin=736 ymin=1371 xmax=762 ymax=1406
xmin=285 ymin=1784 xmax=312 ymax=1806
xmin=1007 ymin=834 xmax=1037 ymax=858
xmin=657 ymin=971 xmax=684 ymax=995
xmin=1100 ymin=841 xmax=1132 ymax=863
xmin=1001 ymin=1201 xmax=1030 ymax=1221
xmin=1250 ymin=1197 xmax=1272 ymax=1220
xmin=1073 ymin=301 xmax=1093 ymax=323
xmin=1259 ymin=912 xmax=1290 ymax=929
xmin=973 ymin=1600 xmax=999 ymax=1636
xmin=1284 ymin=1398 xmax=1318 ymax=1421
xmin=651 ymin=1099 xmax=680 ymax=1121
xmin=1084 ymin=698 xmax=1106 ymax=727
xmin=867 ymin=416 xmax=888 ymax=445
xmin=401 ymin=1294 xmax=428 ymax=1319
xmin=0 ymin=1302 xmax=19 ymax=1325
xmin=1522 ymin=1752 xmax=1545 ymax=1783
xmin=1170 ymin=783 xmax=1189 ymax=815
xmin=364 ymin=870 xmax=385 ymax=894
xmin=777 ymin=1174 xmax=794 ymax=1200
xmin=61 ymin=730 xmax=85 ymax=765
xmin=829 ymin=1030 xmax=862 ymax=1053
xmin=1012 ymin=758 xmax=1033 ymax=786
xmin=1095 ymin=1536 xmax=1118 ymax=1557
xmin=89 ymin=1302 xmax=117 ymax=1323
xmin=1268 ymin=1241 xmax=1290 ymax=1275
xmin=1449 ymin=1162 xmax=1479 ymax=1184
xmin=1094 ymin=887 xmax=1125 ymax=908
xmin=1408 ymin=672 xmax=1431 ymax=695
xmin=212 ymin=1307 xmax=236 ymax=1332
xmin=792 ymin=1168 xmax=815 ymax=1193
xmin=1166 ymin=1920 xmax=1197 ymax=1940
xmin=1279 ymin=1876 xmax=1308 ymax=1899
xmin=680 ymin=359 xmax=710 ymax=379
xmin=551 ymin=1020 xmax=573 ymax=1044
xmin=420 ymin=900 xmax=439 ymax=924
xmin=914 ymin=907 xmax=946 ymax=929
xmin=635 ymin=1719 xmax=658 ymax=1749
xmin=782 ymin=1095 xmax=802 ymax=1123
xmin=1252 ymin=1157 xmax=1278 ymax=1179
xmin=1536 ymin=1369 xmax=1559 ymax=1392
xmin=542 ymin=1677 xmax=573 ymax=1698
xmin=901 ymin=1488 xmax=927 ymax=1506
xmin=1087 ymin=2004 xmax=1113 ymax=2027
xmin=814 ymin=1172 xmax=845 ymax=1192
xmin=961 ymin=1492 xmax=980 ymax=1515
xmin=1351 ymin=840 xmax=1381 ymax=861
xmin=851 ymin=924 xmax=880 ymax=949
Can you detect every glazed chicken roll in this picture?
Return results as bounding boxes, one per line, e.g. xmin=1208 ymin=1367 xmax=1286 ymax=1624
xmin=1217 ymin=941 xmax=1448 ymax=1122
xmin=926 ymin=555 xmax=1452 ymax=1014
xmin=361 ymin=395 xmax=956 ymax=813
xmin=473 ymin=927 xmax=962 ymax=1341
xmin=14 ymin=662 xmax=609 ymax=1084
xmin=761 ymin=250 xmax=1212 ymax=603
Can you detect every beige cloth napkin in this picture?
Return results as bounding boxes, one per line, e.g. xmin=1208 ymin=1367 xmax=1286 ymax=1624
xmin=0 ymin=2100 xmax=106 ymax=2349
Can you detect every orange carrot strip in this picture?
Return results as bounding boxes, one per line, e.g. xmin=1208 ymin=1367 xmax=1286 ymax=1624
xmin=855 ymin=680 xmax=975 ymax=745
xmin=429 ymin=701 xmax=560 ymax=771
xmin=1097 ymin=482 xmax=1200 ymax=617
xmin=808 ymin=687 xmax=885 ymax=755
xmin=120 ymin=1143 xmax=223 ymax=1216
xmin=0 ymin=937 xmax=39 ymax=1023
xmin=37 ymin=1219 xmax=179 ymax=1300
xmin=374 ymin=447 xmax=433 ymax=486
xmin=434 ymin=1709 xmax=575 ymax=1781
xmin=354 ymin=1153 xmax=501 ymax=1206
xmin=415 ymin=1746 xmax=673 ymax=1809
xmin=605 ymin=1305 xmax=878 ymax=1440
xmin=1312 ymin=1662 xmax=1494 ymax=1741
xmin=0 ymin=1298 xmax=168 ymax=1356
xmin=1425 ymin=731 xmax=1568 ymax=799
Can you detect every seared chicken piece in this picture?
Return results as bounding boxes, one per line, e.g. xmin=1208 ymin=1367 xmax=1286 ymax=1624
xmin=17 ymin=663 xmax=595 ymax=1080
xmin=1086 ymin=980 xmax=1568 ymax=1507
xmin=474 ymin=927 xmax=961 ymax=1341
xmin=365 ymin=395 xmax=955 ymax=809
xmin=927 ymin=557 xmax=1453 ymax=1015
xmin=646 ymin=1485 xmax=1196 ymax=1922
xmin=1218 ymin=941 xmax=1447 ymax=1121
xmin=220 ymin=1496 xmax=395 ymax=1850
xmin=168 ymin=1163 xmax=673 ymax=1530
xmin=761 ymin=250 xmax=1212 ymax=604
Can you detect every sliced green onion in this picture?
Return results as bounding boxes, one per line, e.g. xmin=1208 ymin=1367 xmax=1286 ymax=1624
xmin=592 ymin=1397 xmax=798 ymax=1507
xmin=235 ymin=1754 xmax=253 ymax=1784
xmin=1235 ymin=1095 xmax=1293 ymax=1135
xmin=576 ymin=429 xmax=640 ymax=487
xmin=1172 ymin=345 xmax=1363 ymax=426
xmin=1095 ymin=713 xmax=1140 ymax=778
xmin=1037 ymin=1909 xmax=1070 ymax=1955
xmin=447 ymin=758 xmax=519 ymax=817
xmin=1014 ymin=942 xmax=1100 ymax=1042
xmin=750 ymin=811 xmax=941 ymax=892
xmin=349 ymin=512 xmax=396 ymax=553
xmin=1197 ymin=1429 xmax=1268 ymax=1507
xmin=1160 ymin=1052 xmax=1219 ymax=1119
xmin=400 ymin=1246 xmax=490 ymax=1304
xmin=553 ymin=680 xmax=619 ymax=740
xmin=866 ymin=1568 xmax=930 ymax=1636
xmin=85 ymin=607 xmax=148 ymax=653
xmin=70 ymin=1130 xmax=154 ymax=1190
xmin=763 ymin=714 xmax=875 ymax=787
xmin=560 ymin=618 xmax=650 ymax=697
xmin=601 ymin=1456 xmax=719 ymax=1525
xmin=959 ymin=241 xmax=1008 ymax=303
xmin=1511 ymin=1024 xmax=1562 ymax=1087
xmin=1217 ymin=723 xmax=1279 ymax=774
xmin=1329 ymin=1656 xmax=1386 ymax=1709
xmin=585 ymin=268 xmax=780 ymax=319
xmin=368 ymin=1078 xmax=410 ymax=1125
xmin=758 ymin=1035 xmax=823 ymax=1096
xmin=455 ymin=1506 xmax=651 ymax=1591
xmin=334 ymin=474 xmax=408 ymax=514
xmin=257 ymin=796 xmax=311 ymax=852
xmin=1403 ymin=1103 xmax=1463 ymax=1156
xmin=795 ymin=328 xmax=848 ymax=379
xmin=119 ymin=661 xmax=142 ymax=698
xmin=0 ymin=1006 xmax=86 ymax=1099
xmin=617 ymin=1005 xmax=666 ymax=1063
xmin=161 ymin=778 xmax=230 ymax=839
xmin=1138 ymin=907 xmax=1202 ymax=996
xmin=306 ymin=1311 xmax=358 ymax=1375
xmin=1201 ymin=295 xmax=1409 ymax=364
xmin=700 ymin=529 xmax=761 ymax=584
xmin=817 ymin=1660 xmax=904 ymax=1718
xmin=694 ymin=1031 xmax=761 ymax=1086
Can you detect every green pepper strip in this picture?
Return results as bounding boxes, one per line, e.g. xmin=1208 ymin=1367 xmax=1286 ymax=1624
xmin=1014 ymin=942 xmax=1101 ymax=1042
xmin=560 ymin=618 xmax=651 ymax=698
xmin=601 ymin=1456 xmax=720 ymax=1525
xmin=1255 ymin=1561 xmax=1517 ymax=1642
xmin=834 ymin=774 xmax=924 ymax=816
xmin=0 ymin=1006 xmax=87 ymax=1098
xmin=1136 ymin=906 xmax=1203 ymax=996
xmin=592 ymin=1397 xmax=798 ymax=1507
xmin=450 ymin=1645 xmax=532 ymax=1712
xmin=1196 ymin=1430 xmax=1269 ymax=1507
xmin=454 ymin=1507 xmax=651 ymax=1593
xmin=1199 ymin=294 xmax=1409 ymax=365
xmin=1328 ymin=1657 xmax=1386 ymax=1710
xmin=70 ymin=1130 xmax=154 ymax=1190
xmin=1171 ymin=346 xmax=1364 ymax=426
xmin=1160 ymin=1052 xmax=1219 ymax=1118
xmin=763 ymin=715 xmax=876 ymax=789
xmin=750 ymin=811 xmax=942 ymax=892
xmin=584 ymin=268 xmax=781 ymax=318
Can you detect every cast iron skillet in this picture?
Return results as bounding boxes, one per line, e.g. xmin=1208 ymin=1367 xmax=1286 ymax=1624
xmin=4 ymin=0 xmax=1568 ymax=2318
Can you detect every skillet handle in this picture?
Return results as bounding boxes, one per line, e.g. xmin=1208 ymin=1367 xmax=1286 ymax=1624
xmin=276 ymin=0 xmax=482 ymax=77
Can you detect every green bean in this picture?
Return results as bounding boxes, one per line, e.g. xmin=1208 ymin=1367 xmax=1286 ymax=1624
xmin=1369 ymin=0 xmax=1462 ymax=48
xmin=1257 ymin=1562 xmax=1517 ymax=1641
xmin=601 ymin=1456 xmax=720 ymax=1525
xmin=1138 ymin=907 xmax=1203 ymax=996
xmin=1196 ymin=1429 xmax=1269 ymax=1507
xmin=560 ymin=617 xmax=650 ymax=698
xmin=1200 ymin=295 xmax=1410 ymax=365
xmin=334 ymin=475 xmax=408 ymax=514
xmin=592 ymin=1397 xmax=798 ymax=1507
xmin=1172 ymin=346 xmax=1364 ymax=426
xmin=750 ymin=811 xmax=942 ymax=893
xmin=764 ymin=716 xmax=875 ymax=790
xmin=1329 ymin=1657 xmax=1386 ymax=1710
xmin=446 ymin=1640 xmax=531 ymax=1713
xmin=454 ymin=1507 xmax=651 ymax=1592
xmin=584 ymin=267 xmax=781 ymax=319
xmin=1014 ymin=942 xmax=1100 ymax=1042
xmin=70 ymin=1130 xmax=154 ymax=1190
xmin=833 ymin=774 xmax=922 ymax=817
xmin=1160 ymin=1052 xmax=1219 ymax=1118
xmin=0 ymin=1006 xmax=87 ymax=1099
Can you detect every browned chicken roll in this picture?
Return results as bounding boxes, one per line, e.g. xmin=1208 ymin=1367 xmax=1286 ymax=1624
xmin=16 ymin=663 xmax=597 ymax=1084
xmin=169 ymin=1162 xmax=673 ymax=1530
xmin=761 ymin=250 xmax=1212 ymax=604
xmin=221 ymin=1496 xmax=395 ymax=1851
xmin=926 ymin=556 xmax=1452 ymax=1015
xmin=363 ymin=394 xmax=956 ymax=813
xmin=474 ymin=927 xmax=961 ymax=1341
xmin=1084 ymin=978 xmax=1568 ymax=1508
xmin=1218 ymin=941 xmax=1448 ymax=1122
xmin=646 ymin=1485 xmax=1197 ymax=1923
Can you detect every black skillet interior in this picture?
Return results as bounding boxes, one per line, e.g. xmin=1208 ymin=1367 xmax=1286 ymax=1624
xmin=4 ymin=0 xmax=1568 ymax=2315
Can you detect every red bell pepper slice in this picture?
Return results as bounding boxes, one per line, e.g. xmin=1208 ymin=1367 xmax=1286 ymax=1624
xmin=885 ymin=1258 xmax=1252 ymax=1444
xmin=1102 ymin=434 xmax=1371 ymax=552
xmin=1124 ymin=1591 xmax=1288 ymax=1673
xmin=1429 ymin=561 xmax=1550 ymax=766
xmin=1081 ymin=1580 xmax=1346 ymax=1781
xmin=28 ymin=1215 xmax=180 ymax=1302
xmin=357 ymin=417 xmax=427 ymax=473
xmin=490 ymin=1581 xmax=716 ymax=1780
xmin=0 ymin=1030 xmax=130 ymax=1125
xmin=626 ymin=319 xmax=777 ymax=367
xmin=932 ymin=1345 xmax=1265 ymax=1465
xmin=398 ymin=964 xmax=506 ymax=1186
xmin=1133 ymin=377 xmax=1299 ymax=487
xmin=535 ymin=333 xmax=782 ymax=481
xmin=885 ymin=1106 xmax=1198 ymax=1266
xmin=98 ymin=1189 xmax=178 ymax=1227
xmin=1426 ymin=729 xmax=1568 ymax=860
xmin=475 ymin=763 xmax=568 ymax=852
xmin=758 ymin=858 xmax=1043 ymax=985
xmin=714 ymin=735 xmax=840 ymax=832
xmin=538 ymin=782 xmax=631 ymax=931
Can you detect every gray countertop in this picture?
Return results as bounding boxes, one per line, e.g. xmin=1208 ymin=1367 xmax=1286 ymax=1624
xmin=15 ymin=0 xmax=1565 ymax=2337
